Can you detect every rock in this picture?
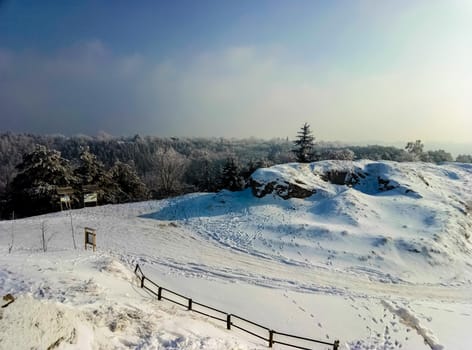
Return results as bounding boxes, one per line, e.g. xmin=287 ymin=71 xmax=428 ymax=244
xmin=249 ymin=178 xmax=315 ymax=199
xmin=1 ymin=293 xmax=15 ymax=308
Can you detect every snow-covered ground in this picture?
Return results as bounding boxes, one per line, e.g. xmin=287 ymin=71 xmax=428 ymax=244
xmin=1 ymin=160 xmax=471 ymax=349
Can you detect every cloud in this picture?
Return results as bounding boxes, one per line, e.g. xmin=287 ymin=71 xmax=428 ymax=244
xmin=0 ymin=39 xmax=471 ymax=143
xmin=0 ymin=40 xmax=151 ymax=135
xmin=141 ymin=45 xmax=472 ymax=142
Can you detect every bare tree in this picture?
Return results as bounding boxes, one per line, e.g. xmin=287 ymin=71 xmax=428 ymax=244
xmin=39 ymin=220 xmax=57 ymax=252
xmin=153 ymin=147 xmax=188 ymax=196
xmin=8 ymin=211 xmax=14 ymax=254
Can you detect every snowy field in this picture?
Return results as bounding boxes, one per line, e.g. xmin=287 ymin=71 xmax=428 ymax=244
xmin=1 ymin=160 xmax=471 ymax=350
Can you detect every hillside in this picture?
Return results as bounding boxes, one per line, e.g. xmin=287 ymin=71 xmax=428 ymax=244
xmin=1 ymin=160 xmax=471 ymax=349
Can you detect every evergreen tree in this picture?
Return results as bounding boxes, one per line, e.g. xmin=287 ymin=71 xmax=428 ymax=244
xmin=74 ymin=147 xmax=117 ymax=204
xmin=423 ymin=150 xmax=453 ymax=163
xmin=456 ymin=154 xmax=472 ymax=163
xmin=109 ymin=161 xmax=149 ymax=202
xmin=240 ymin=159 xmax=269 ymax=182
xmin=292 ymin=123 xmax=315 ymax=163
xmin=8 ymin=145 xmax=76 ymax=217
xmin=220 ymin=158 xmax=244 ymax=191
xmin=74 ymin=147 xmax=108 ymax=185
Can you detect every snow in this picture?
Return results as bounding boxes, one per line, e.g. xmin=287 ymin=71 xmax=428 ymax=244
xmin=1 ymin=160 xmax=471 ymax=349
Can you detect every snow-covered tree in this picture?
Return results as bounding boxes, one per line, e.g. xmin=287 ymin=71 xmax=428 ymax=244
xmin=423 ymin=150 xmax=453 ymax=163
xmin=9 ymin=145 xmax=76 ymax=217
xmin=293 ymin=123 xmax=315 ymax=163
xmin=405 ymin=140 xmax=424 ymax=161
xmin=74 ymin=147 xmax=108 ymax=185
xmin=153 ymin=147 xmax=188 ymax=197
xmin=109 ymin=161 xmax=148 ymax=202
xmin=74 ymin=147 xmax=117 ymax=204
xmin=456 ymin=154 xmax=472 ymax=163
xmin=320 ymin=148 xmax=355 ymax=161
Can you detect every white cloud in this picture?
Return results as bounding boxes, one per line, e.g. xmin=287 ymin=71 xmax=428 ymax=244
xmin=0 ymin=39 xmax=470 ymax=144
xmin=142 ymin=44 xmax=471 ymax=142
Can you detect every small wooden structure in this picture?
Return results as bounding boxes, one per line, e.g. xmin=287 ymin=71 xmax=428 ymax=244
xmin=83 ymin=185 xmax=99 ymax=207
xmin=57 ymin=187 xmax=74 ymax=210
xmin=84 ymin=227 xmax=97 ymax=251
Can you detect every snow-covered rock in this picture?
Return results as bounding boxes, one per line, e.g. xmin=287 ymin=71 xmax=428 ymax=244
xmin=249 ymin=160 xmax=457 ymax=200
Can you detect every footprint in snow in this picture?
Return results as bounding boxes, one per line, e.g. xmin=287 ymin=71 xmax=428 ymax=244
xmin=298 ymin=306 xmax=305 ymax=312
xmin=310 ymin=314 xmax=315 ymax=318
xmin=318 ymin=322 xmax=322 ymax=328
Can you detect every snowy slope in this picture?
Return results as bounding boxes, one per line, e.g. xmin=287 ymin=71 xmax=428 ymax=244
xmin=1 ymin=160 xmax=471 ymax=350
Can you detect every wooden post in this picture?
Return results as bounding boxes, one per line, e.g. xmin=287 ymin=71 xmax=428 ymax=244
xmin=188 ymin=298 xmax=193 ymax=310
xmin=140 ymin=276 xmax=145 ymax=288
xmin=158 ymin=287 xmax=162 ymax=300
xmin=269 ymin=330 xmax=274 ymax=348
xmin=333 ymin=340 xmax=340 ymax=350
xmin=226 ymin=314 xmax=231 ymax=330
xmin=84 ymin=228 xmax=96 ymax=251
xmin=134 ymin=264 xmax=139 ymax=274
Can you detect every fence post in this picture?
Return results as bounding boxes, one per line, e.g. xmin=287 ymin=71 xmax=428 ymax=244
xmin=269 ymin=330 xmax=274 ymax=348
xmin=158 ymin=287 xmax=162 ymax=300
xmin=140 ymin=275 xmax=145 ymax=288
xmin=333 ymin=340 xmax=340 ymax=350
xmin=188 ymin=298 xmax=193 ymax=310
xmin=134 ymin=264 xmax=139 ymax=274
xmin=226 ymin=314 xmax=231 ymax=330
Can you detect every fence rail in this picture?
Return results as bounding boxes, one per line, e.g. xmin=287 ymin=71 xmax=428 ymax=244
xmin=134 ymin=263 xmax=340 ymax=350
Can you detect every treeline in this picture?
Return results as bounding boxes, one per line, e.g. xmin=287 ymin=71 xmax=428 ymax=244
xmin=0 ymin=132 xmax=470 ymax=218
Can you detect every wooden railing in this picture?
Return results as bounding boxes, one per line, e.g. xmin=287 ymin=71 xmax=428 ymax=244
xmin=134 ymin=264 xmax=340 ymax=350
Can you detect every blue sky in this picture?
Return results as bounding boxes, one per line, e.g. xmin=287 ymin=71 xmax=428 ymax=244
xmin=0 ymin=0 xmax=471 ymax=147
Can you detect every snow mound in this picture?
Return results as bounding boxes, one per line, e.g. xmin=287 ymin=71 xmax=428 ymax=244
xmin=147 ymin=160 xmax=472 ymax=284
xmin=0 ymin=295 xmax=86 ymax=349
xmin=249 ymin=160 xmax=470 ymax=200
xmin=96 ymin=257 xmax=136 ymax=283
xmin=382 ymin=300 xmax=444 ymax=350
xmin=0 ymin=252 xmax=261 ymax=350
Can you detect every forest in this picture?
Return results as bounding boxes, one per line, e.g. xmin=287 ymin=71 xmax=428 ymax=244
xmin=0 ymin=131 xmax=470 ymax=219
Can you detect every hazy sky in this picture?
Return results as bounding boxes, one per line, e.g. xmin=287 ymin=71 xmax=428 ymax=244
xmin=0 ymin=0 xmax=471 ymax=145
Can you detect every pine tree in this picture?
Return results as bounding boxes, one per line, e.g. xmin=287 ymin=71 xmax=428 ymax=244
xmin=74 ymin=147 xmax=107 ymax=185
xmin=9 ymin=145 xmax=76 ymax=217
xmin=74 ymin=147 xmax=117 ymax=204
xmin=293 ymin=123 xmax=315 ymax=163
xmin=220 ymin=158 xmax=244 ymax=191
xmin=109 ymin=161 xmax=148 ymax=202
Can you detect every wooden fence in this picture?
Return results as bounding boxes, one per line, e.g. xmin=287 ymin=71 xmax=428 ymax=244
xmin=134 ymin=264 xmax=340 ymax=350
